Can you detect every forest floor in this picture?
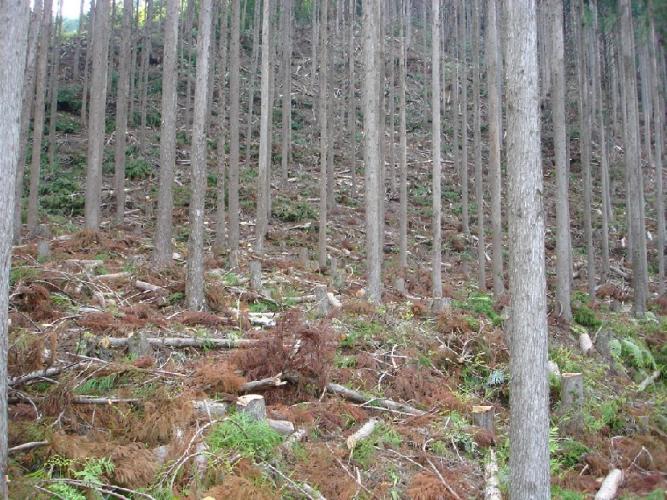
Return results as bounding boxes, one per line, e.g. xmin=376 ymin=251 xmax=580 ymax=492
xmin=7 ymin=33 xmax=667 ymax=500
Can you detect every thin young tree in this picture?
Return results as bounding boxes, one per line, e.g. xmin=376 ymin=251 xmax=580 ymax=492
xmin=228 ymin=0 xmax=241 ymax=266
xmin=505 ymin=0 xmax=551 ymax=496
xmin=153 ymin=0 xmax=180 ymax=267
xmin=486 ymin=0 xmax=504 ymax=297
xmin=244 ymin=0 xmax=261 ymax=166
xmin=80 ymin=0 xmax=95 ymax=129
xmin=347 ymin=0 xmax=356 ymax=197
xmin=185 ymin=0 xmax=213 ymax=310
xmin=26 ymin=0 xmax=53 ymax=233
xmin=113 ymin=0 xmax=134 ymax=226
xmin=619 ymin=0 xmax=648 ymax=315
xmin=138 ymin=0 xmax=153 ymax=154
xmin=431 ymin=0 xmax=443 ymax=310
xmin=73 ymin=0 xmax=85 ymax=81
xmin=472 ymin=0 xmax=484 ymax=289
xmin=318 ymin=0 xmax=329 ymax=270
xmin=84 ymin=0 xmax=112 ymax=230
xmin=0 ymin=1 xmax=30 ymax=495
xmin=363 ymin=0 xmax=381 ymax=303
xmin=547 ymin=0 xmax=572 ymax=321
xmin=14 ymin=0 xmax=43 ymax=243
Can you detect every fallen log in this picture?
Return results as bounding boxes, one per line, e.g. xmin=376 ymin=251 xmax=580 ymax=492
xmin=594 ymin=468 xmax=623 ymax=500
xmin=104 ymin=336 xmax=259 ymax=349
xmin=9 ymin=441 xmax=49 ymax=454
xmin=10 ymin=364 xmax=80 ymax=387
xmin=135 ymin=280 xmax=167 ymax=294
xmin=240 ymin=373 xmax=286 ymax=392
xmin=94 ymin=272 xmax=131 ymax=282
xmin=326 ymin=383 xmax=426 ymax=416
xmin=73 ymin=396 xmax=140 ymax=405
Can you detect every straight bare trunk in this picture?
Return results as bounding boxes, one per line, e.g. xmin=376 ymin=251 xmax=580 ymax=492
xmin=228 ymin=0 xmax=241 ymax=261
xmin=318 ymin=0 xmax=329 ymax=270
xmin=185 ymin=0 xmax=213 ymax=310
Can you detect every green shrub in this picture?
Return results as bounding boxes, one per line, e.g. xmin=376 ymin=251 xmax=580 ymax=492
xmin=126 ymin=157 xmax=153 ymax=180
xmin=207 ymin=413 xmax=282 ymax=460
xmin=573 ymin=304 xmax=602 ymax=329
xmin=271 ymin=196 xmax=316 ymax=222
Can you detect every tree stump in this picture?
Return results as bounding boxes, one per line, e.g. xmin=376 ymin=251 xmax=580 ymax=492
xmin=298 ymin=247 xmax=309 ymax=268
xmin=36 ymin=224 xmax=51 ymax=261
xmin=250 ymin=260 xmax=262 ymax=291
xmin=236 ymin=394 xmax=267 ymax=421
xmin=561 ymin=372 xmax=584 ymax=433
xmin=315 ymin=284 xmax=330 ymax=317
xmin=472 ymin=405 xmax=495 ymax=434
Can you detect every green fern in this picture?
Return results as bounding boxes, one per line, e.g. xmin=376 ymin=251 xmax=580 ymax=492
xmin=620 ymin=339 xmax=655 ymax=370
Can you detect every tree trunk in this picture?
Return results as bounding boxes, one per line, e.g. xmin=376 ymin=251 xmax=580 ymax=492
xmin=0 ymin=1 xmax=30 ymax=495
xmin=431 ymin=0 xmax=442 ymax=307
xmin=472 ymin=0 xmax=484 ymax=290
xmin=73 ymin=0 xmax=85 ymax=80
xmin=363 ymin=0 xmax=381 ymax=303
xmin=185 ymin=0 xmax=213 ymax=310
xmin=138 ymin=0 xmax=153 ymax=154
xmin=47 ymin=0 xmax=64 ymax=172
xmin=318 ymin=0 xmax=329 ymax=270
xmin=399 ymin=0 xmax=407 ymax=275
xmin=113 ymin=0 xmax=133 ymax=226
xmin=486 ymin=0 xmax=504 ymax=297
xmin=26 ymin=0 xmax=53 ymax=233
xmin=256 ymin=0 xmax=272 ymax=257
xmin=505 ymin=0 xmax=551 ymax=496
xmin=280 ymin=0 xmax=293 ymax=187
xmin=80 ymin=0 xmax=95 ymax=129
xmin=214 ymin=3 xmax=229 ymax=253
xmin=547 ymin=0 xmax=572 ymax=321
xmin=244 ymin=0 xmax=261 ymax=166
xmin=228 ymin=0 xmax=241 ymax=263
xmin=619 ymin=0 xmax=648 ymax=315
xmin=153 ymin=0 xmax=180 ymax=267
xmin=347 ymin=0 xmax=356 ymax=197
xmin=648 ymin=2 xmax=665 ymax=295
xmin=458 ymin=0 xmax=469 ymax=237
xmin=84 ymin=0 xmax=112 ymax=230
xmin=14 ymin=0 xmax=43 ymax=243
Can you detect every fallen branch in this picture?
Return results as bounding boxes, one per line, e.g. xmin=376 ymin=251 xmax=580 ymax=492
xmin=72 ymin=396 xmax=140 ymax=405
xmin=637 ymin=370 xmax=660 ymax=392
xmin=594 ymin=468 xmax=623 ymax=500
xmin=240 ymin=373 xmax=287 ymax=392
xmin=346 ymin=418 xmax=378 ymax=450
xmin=326 ymin=383 xmax=426 ymax=416
xmin=94 ymin=272 xmax=131 ymax=282
xmin=9 ymin=441 xmax=49 ymax=454
xmin=135 ymin=280 xmax=167 ymax=294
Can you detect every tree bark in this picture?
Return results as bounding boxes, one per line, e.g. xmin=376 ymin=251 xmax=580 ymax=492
xmin=26 ymin=0 xmax=53 ymax=233
xmin=0 ymin=1 xmax=30 ymax=495
xmin=458 ymin=0 xmax=469 ymax=237
xmin=244 ymin=0 xmax=262 ymax=166
xmin=185 ymin=0 xmax=213 ymax=310
xmin=398 ymin=0 xmax=408 ymax=274
xmin=347 ymin=0 xmax=356 ymax=197
xmin=84 ymin=0 xmax=111 ymax=231
xmin=363 ymin=0 xmax=382 ymax=303
xmin=113 ymin=0 xmax=133 ymax=226
xmin=138 ymin=0 xmax=153 ymax=154
xmin=47 ymin=0 xmax=63 ymax=172
xmin=505 ymin=0 xmax=551 ymax=496
xmin=153 ymin=0 xmax=180 ymax=268
xmin=72 ymin=0 xmax=85 ymax=81
xmin=280 ymin=0 xmax=293 ymax=187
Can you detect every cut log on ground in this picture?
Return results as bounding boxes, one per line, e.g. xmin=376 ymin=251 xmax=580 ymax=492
xmin=346 ymin=418 xmax=378 ymax=450
xmin=240 ymin=373 xmax=286 ymax=392
xmin=104 ymin=336 xmax=259 ymax=349
xmin=326 ymin=383 xmax=426 ymax=416
xmin=594 ymin=468 xmax=623 ymax=500
xmin=10 ymin=364 xmax=81 ymax=387
xmin=8 ymin=441 xmax=49 ymax=454
xmin=267 ymin=419 xmax=295 ymax=435
xmin=637 ymin=370 xmax=660 ymax=392
xmin=193 ymin=399 xmax=229 ymax=419
xmin=135 ymin=280 xmax=167 ymax=294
